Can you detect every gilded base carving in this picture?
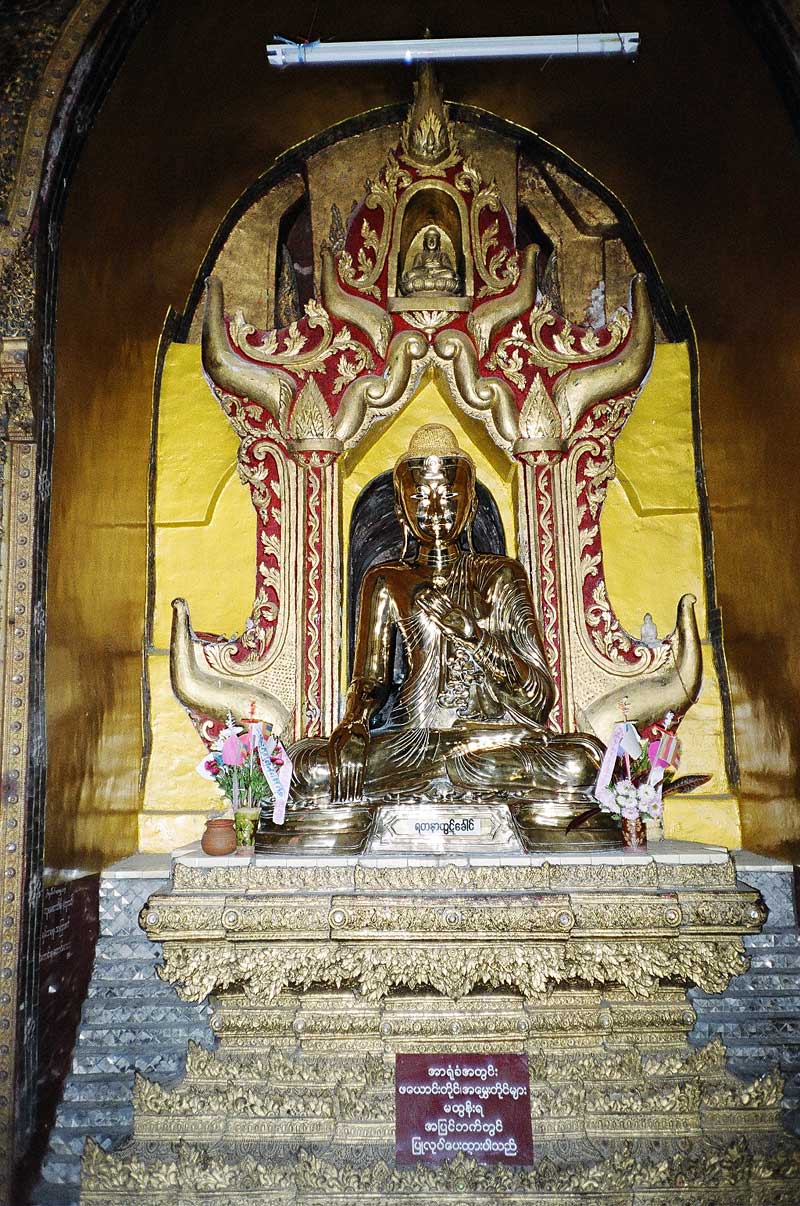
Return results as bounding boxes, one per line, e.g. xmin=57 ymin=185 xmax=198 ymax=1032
xmin=83 ymin=1002 xmax=799 ymax=1196
xmin=143 ymin=852 xmax=760 ymax=1005
xmin=80 ymin=851 xmax=799 ymax=1203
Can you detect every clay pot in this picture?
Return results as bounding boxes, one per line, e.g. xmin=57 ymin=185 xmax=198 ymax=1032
xmin=201 ymin=817 xmax=236 ymax=856
xmin=621 ymin=816 xmax=647 ymax=852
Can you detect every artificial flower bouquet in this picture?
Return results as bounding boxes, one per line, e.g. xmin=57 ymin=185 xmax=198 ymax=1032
xmin=198 ymin=712 xmax=293 ymax=831
xmin=595 ymin=776 xmax=664 ymax=826
xmin=572 ymin=709 xmax=710 ymax=848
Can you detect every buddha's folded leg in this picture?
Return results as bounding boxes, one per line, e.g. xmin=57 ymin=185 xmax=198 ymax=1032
xmin=288 ymin=728 xmax=443 ymax=802
xmin=444 ymin=730 xmax=604 ymax=794
xmin=287 ymin=738 xmax=330 ymax=801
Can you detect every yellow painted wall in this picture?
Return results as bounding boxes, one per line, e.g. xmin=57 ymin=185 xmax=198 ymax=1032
xmin=141 ymin=344 xmax=255 ymax=850
xmin=601 ymin=343 xmax=739 ymax=848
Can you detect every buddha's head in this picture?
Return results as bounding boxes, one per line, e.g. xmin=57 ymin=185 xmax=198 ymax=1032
xmin=394 ymin=424 xmax=476 ymax=547
xmin=423 ymin=226 xmax=441 ymax=254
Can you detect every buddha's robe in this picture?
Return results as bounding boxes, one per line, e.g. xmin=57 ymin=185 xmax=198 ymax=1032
xmin=290 ymin=552 xmax=603 ymax=802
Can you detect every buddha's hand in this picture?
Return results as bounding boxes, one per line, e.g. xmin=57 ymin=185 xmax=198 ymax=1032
xmin=328 ymin=720 xmax=369 ymax=802
xmin=416 ymin=586 xmax=478 ymax=644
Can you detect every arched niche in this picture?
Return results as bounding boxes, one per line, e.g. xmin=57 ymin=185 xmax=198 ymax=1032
xmin=387 ymin=179 xmax=473 ymax=304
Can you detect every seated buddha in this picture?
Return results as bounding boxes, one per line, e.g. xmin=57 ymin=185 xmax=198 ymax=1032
xmin=400 ymin=226 xmax=462 ymax=297
xmin=261 ymin=425 xmax=610 ymax=851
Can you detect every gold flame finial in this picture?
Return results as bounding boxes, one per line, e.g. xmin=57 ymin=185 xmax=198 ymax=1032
xmin=402 ymin=61 xmax=452 ymax=166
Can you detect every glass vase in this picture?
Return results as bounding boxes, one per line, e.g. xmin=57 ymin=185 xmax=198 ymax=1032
xmin=234 ymin=807 xmax=261 ymax=854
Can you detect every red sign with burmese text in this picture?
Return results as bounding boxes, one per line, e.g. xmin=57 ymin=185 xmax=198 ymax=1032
xmin=395 ymin=1053 xmax=533 ymax=1165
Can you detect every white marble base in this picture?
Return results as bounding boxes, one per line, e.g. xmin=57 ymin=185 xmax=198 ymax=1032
xmin=161 ymin=837 xmax=733 ymax=871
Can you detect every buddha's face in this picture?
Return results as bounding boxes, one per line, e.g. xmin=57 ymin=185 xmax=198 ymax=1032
xmin=394 ymin=454 xmax=475 ymax=546
xmin=423 ymin=228 xmax=440 ymax=253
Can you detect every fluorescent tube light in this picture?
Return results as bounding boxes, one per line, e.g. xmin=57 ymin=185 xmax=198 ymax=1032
xmin=267 ymin=33 xmax=639 ymax=69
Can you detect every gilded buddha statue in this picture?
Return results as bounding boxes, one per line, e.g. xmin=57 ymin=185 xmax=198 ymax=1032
xmin=400 ymin=226 xmax=462 ymax=297
xmin=258 ymin=424 xmax=612 ymax=851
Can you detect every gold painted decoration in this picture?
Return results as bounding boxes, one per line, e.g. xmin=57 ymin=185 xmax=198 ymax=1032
xmin=553 ymin=273 xmax=654 ymax=430
xmin=80 ymin=847 xmax=796 ymax=1201
xmin=202 ymin=278 xmax=296 ymax=423
xmin=152 ymin=65 xmax=732 ymax=849
xmin=518 ymin=376 xmax=563 ymax=444
xmin=529 ymin=298 xmax=630 ymax=372
xmin=151 ymin=931 xmax=749 ymax=1004
xmin=226 ymin=300 xmax=376 ymax=414
xmin=141 ymin=850 xmax=759 ymax=1003
xmin=401 ymin=309 xmax=453 ymax=336
xmin=230 ymin=299 xmax=338 ymax=372
xmin=489 ymin=299 xmax=630 ymax=393
xmin=468 ymin=245 xmax=538 ymax=358
xmin=81 ymin=1135 xmax=800 ymax=1203
xmin=337 ymin=151 xmax=412 ymax=298
xmin=333 ymin=329 xmax=429 ymax=442
xmin=0 ymin=337 xmax=34 ymax=438
xmin=455 ymin=157 xmax=521 ymax=298
xmin=288 ymin=377 xmax=334 ymax=441
xmin=0 ymin=431 xmax=35 ymax=1195
xmin=432 ymin=328 xmax=520 ymax=445
xmin=169 ymin=598 xmax=291 ymax=730
xmin=321 ymin=245 xmax=392 ymax=357
xmin=0 ymin=0 xmax=110 ymax=264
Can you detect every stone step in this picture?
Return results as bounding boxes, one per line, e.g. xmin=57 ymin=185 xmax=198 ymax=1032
xmin=29 ymin=1183 xmax=79 ymax=1206
xmin=80 ymin=1001 xmax=209 ymax=1027
xmin=91 ymin=956 xmax=163 ymax=979
xmin=53 ymin=1104 xmax=133 ymax=1132
xmin=93 ymin=931 xmax=161 ymax=950
xmin=724 ymin=1045 xmax=800 ymax=1069
xmin=75 ymin=1024 xmax=211 ymax=1049
xmin=692 ymin=1020 xmax=800 ymax=1044
xmin=693 ymin=996 xmax=800 ymax=1016
xmin=86 ymin=979 xmax=185 ymax=1001
xmin=744 ymin=932 xmax=800 ymax=949
xmin=706 ymin=974 xmax=800 ymax=994
xmin=67 ymin=1049 xmax=191 ymax=1078
xmin=61 ymin=1078 xmax=133 ymax=1104
xmin=38 ymin=1155 xmax=82 ymax=1187
xmin=45 ymin=1130 xmax=124 ymax=1160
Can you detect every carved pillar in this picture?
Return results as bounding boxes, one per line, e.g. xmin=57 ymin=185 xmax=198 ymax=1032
xmin=0 ymin=336 xmax=36 ymax=1189
xmin=291 ymin=439 xmax=343 ymax=737
xmin=515 ymin=441 xmax=568 ymax=731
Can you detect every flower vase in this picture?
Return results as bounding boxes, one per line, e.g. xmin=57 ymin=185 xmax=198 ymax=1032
xmin=201 ymin=817 xmax=236 ymax=857
xmin=621 ymin=816 xmax=647 ymax=852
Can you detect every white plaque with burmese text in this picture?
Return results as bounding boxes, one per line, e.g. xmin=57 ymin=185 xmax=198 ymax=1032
xmin=368 ymin=803 xmax=524 ymax=854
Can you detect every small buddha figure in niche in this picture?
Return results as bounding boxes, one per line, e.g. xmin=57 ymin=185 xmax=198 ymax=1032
xmin=287 ymin=425 xmax=605 ymax=830
xmin=400 ymin=225 xmax=462 ymax=297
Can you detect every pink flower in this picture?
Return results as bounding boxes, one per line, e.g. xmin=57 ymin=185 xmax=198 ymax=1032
xmin=196 ymin=755 xmax=222 ymax=781
xmin=221 ymin=734 xmax=246 ymax=766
